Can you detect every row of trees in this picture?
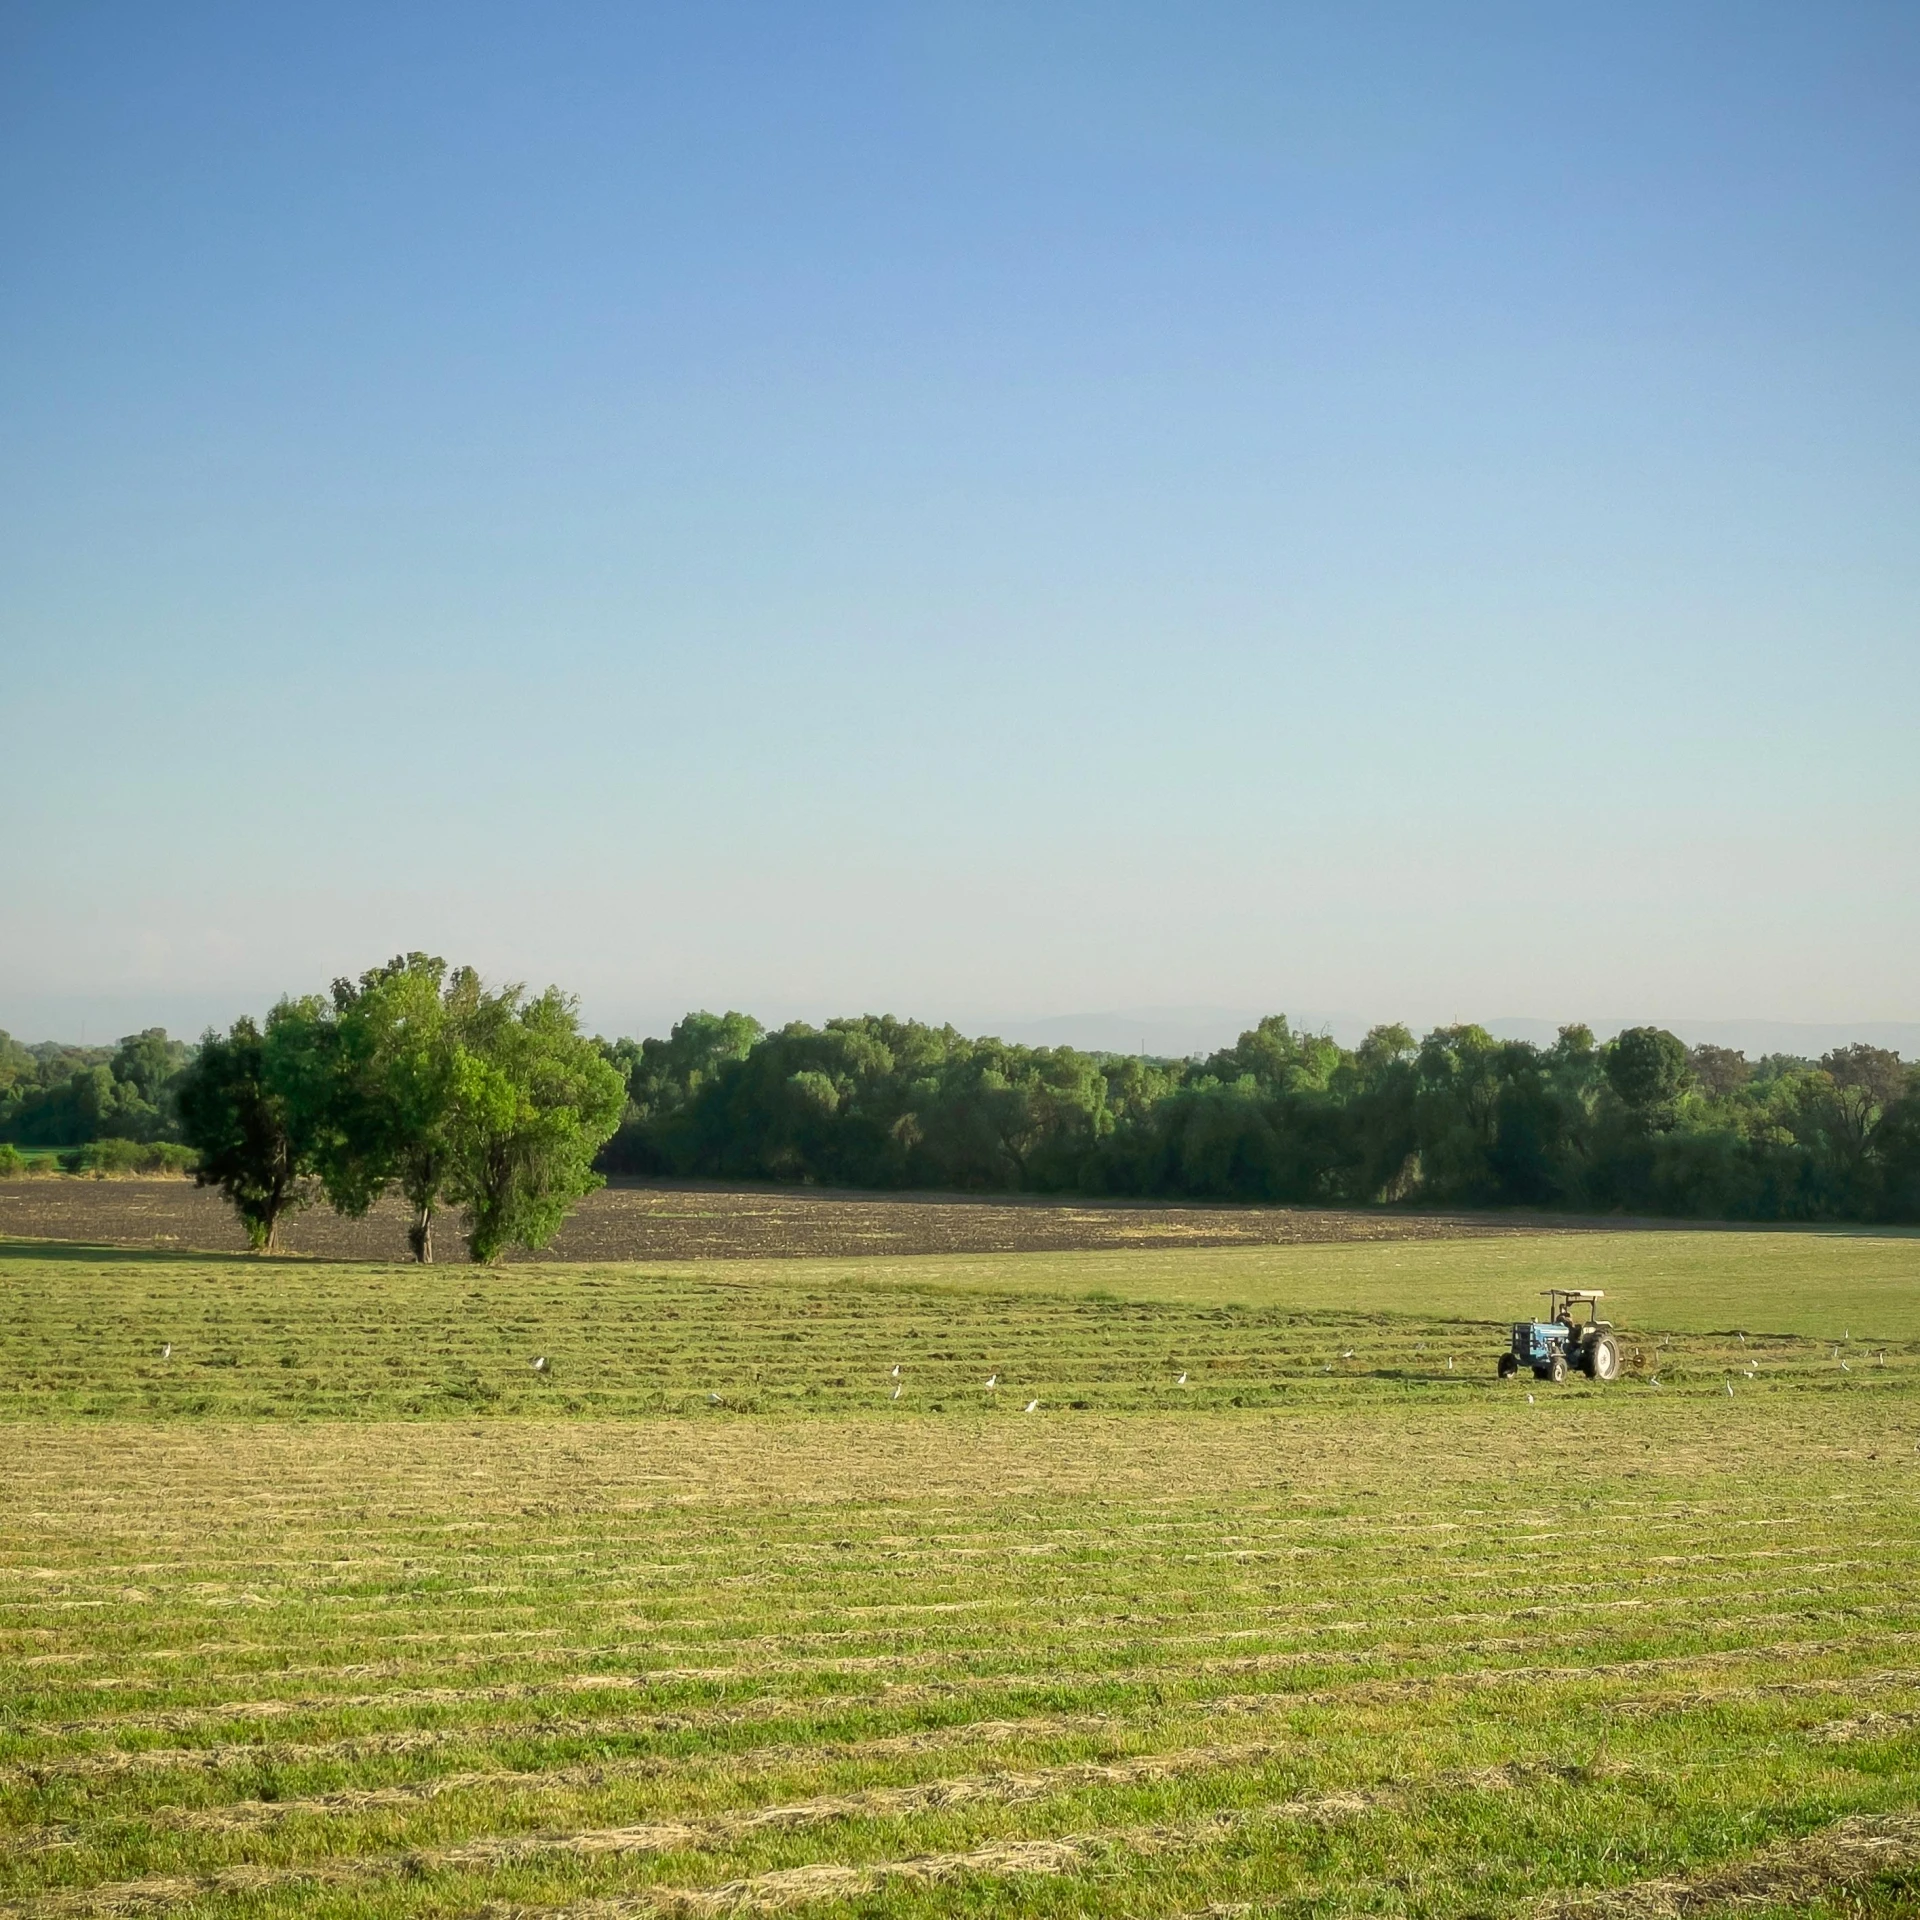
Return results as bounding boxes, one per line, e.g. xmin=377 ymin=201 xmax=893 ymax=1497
xmin=175 ymin=956 xmax=625 ymax=1259
xmin=0 ymin=1029 xmax=192 ymax=1147
xmin=601 ymin=1012 xmax=1920 ymax=1222
xmin=12 ymin=984 xmax=1917 ymax=1228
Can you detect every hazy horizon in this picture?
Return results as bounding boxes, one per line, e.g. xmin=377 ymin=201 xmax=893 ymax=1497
xmin=5 ymin=5 xmax=1916 ymax=1032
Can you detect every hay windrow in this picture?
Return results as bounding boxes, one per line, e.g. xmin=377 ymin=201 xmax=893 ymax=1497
xmin=1534 ymin=1810 xmax=1920 ymax=1917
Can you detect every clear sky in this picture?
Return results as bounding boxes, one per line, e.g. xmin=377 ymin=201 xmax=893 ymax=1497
xmin=3 ymin=2 xmax=1916 ymax=1045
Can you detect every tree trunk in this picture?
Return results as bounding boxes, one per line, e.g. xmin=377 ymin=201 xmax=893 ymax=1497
xmin=408 ymin=1203 xmax=434 ymax=1264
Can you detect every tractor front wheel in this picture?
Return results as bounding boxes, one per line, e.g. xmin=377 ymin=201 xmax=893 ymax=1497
xmin=1547 ymin=1354 xmax=1567 ymax=1385
xmin=1498 ymin=1354 xmax=1519 ymax=1378
xmin=1587 ymin=1333 xmax=1622 ymax=1382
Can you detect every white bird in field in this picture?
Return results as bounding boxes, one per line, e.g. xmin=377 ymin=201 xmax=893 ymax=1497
xmin=1176 ymin=1371 xmax=1188 ymax=1387
xmin=1726 ymin=1378 xmax=1735 ymax=1397
xmin=709 ymin=1391 xmax=721 ymax=1404
xmin=891 ymin=1384 xmax=903 ymax=1401
xmin=890 ymin=1364 xmax=901 ymax=1378
xmin=1841 ymin=1360 xmax=1851 ymax=1373
xmin=160 ymin=1343 xmax=171 ymax=1361
xmin=1447 ymin=1356 xmax=1454 ymax=1372
xmin=1526 ymin=1393 xmax=1535 ymax=1405
xmin=1738 ymin=1332 xmax=1746 ymax=1343
xmin=1024 ymin=1399 xmax=1039 ymax=1413
xmin=1340 ymin=1349 xmax=1355 ymax=1361
xmin=985 ymin=1374 xmax=998 ymax=1390
xmin=532 ymin=1356 xmax=547 ymax=1373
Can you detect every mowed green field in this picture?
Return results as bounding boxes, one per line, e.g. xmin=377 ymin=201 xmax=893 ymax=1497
xmin=3 ymin=1228 xmax=1919 ymax=1918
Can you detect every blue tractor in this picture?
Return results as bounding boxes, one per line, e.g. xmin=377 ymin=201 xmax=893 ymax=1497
xmin=1498 ymin=1289 xmax=1622 ymax=1384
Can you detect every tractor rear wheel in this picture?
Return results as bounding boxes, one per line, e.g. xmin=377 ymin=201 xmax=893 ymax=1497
xmin=1587 ymin=1333 xmax=1621 ymax=1382
xmin=1548 ymin=1353 xmax=1567 ymax=1385
xmin=1498 ymin=1354 xmax=1518 ymax=1378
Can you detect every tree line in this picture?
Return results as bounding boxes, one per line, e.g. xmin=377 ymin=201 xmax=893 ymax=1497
xmin=602 ymin=1011 xmax=1920 ymax=1223
xmin=8 ymin=976 xmax=1918 ymax=1233
xmin=0 ymin=1029 xmax=193 ymax=1163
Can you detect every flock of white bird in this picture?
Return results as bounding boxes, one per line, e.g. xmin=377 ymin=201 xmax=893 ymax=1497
xmin=144 ymin=1332 xmax=1888 ymax=1409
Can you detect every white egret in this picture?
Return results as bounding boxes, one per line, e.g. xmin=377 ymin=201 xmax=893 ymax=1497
xmin=532 ymin=1356 xmax=548 ymax=1373
xmin=985 ymin=1374 xmax=998 ymax=1390
xmin=1176 ymin=1372 xmax=1188 ymax=1387
xmin=160 ymin=1343 xmax=171 ymax=1361
xmin=1024 ymin=1399 xmax=1039 ymax=1414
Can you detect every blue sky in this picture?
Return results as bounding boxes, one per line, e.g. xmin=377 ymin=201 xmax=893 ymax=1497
xmin=3 ymin=2 xmax=1916 ymax=1044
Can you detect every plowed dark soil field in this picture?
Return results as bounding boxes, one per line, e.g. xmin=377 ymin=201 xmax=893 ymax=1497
xmin=0 ymin=1176 xmax=1574 ymax=1262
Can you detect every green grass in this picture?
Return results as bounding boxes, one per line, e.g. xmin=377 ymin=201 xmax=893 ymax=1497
xmin=814 ymin=1227 xmax=1920 ymax=1341
xmin=2 ymin=1227 xmax=1918 ymax=1916
xmin=2 ymin=1230 xmax=1915 ymax=1420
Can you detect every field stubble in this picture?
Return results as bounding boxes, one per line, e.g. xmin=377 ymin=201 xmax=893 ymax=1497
xmin=0 ymin=1177 xmax=1576 ymax=1264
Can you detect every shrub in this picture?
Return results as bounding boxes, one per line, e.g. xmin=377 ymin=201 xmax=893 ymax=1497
xmin=0 ymin=1143 xmax=25 ymax=1178
xmin=56 ymin=1139 xmax=199 ymax=1177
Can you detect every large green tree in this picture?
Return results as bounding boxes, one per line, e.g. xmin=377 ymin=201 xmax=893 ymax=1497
xmin=1603 ymin=1027 xmax=1691 ymax=1129
xmin=174 ymin=1004 xmax=323 ymax=1251
xmin=446 ymin=985 xmax=626 ymax=1264
xmin=310 ymin=954 xmax=467 ymax=1263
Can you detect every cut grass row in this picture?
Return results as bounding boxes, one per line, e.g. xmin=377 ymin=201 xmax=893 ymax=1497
xmin=3 ymin=1235 xmax=1917 ymax=1419
xmin=2 ymin=1227 xmax=1917 ymax=1915
xmin=2 ymin=1401 xmax=1918 ymax=1917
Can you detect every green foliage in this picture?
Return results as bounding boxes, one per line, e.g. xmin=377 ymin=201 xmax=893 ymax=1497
xmin=1686 ymin=1042 xmax=1751 ymax=1097
xmin=0 ymin=1143 xmax=24 ymax=1178
xmin=55 ymin=1139 xmax=197 ymax=1175
xmin=312 ymin=953 xmax=468 ymax=1261
xmin=17 ymin=992 xmax=1918 ymax=1230
xmin=1603 ymin=1024 xmax=1691 ymax=1126
xmin=173 ymin=1006 xmax=322 ymax=1251
xmin=446 ymin=985 xmax=627 ymax=1264
xmin=0 ymin=1030 xmax=38 ymax=1102
xmin=168 ymin=959 xmax=624 ymax=1264
xmin=1868 ymin=1090 xmax=1920 ymax=1224
xmin=600 ymin=1010 xmax=763 ymax=1173
xmin=0 ymin=1026 xmax=193 ymax=1147
xmin=597 ymin=1012 xmax=1916 ymax=1224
